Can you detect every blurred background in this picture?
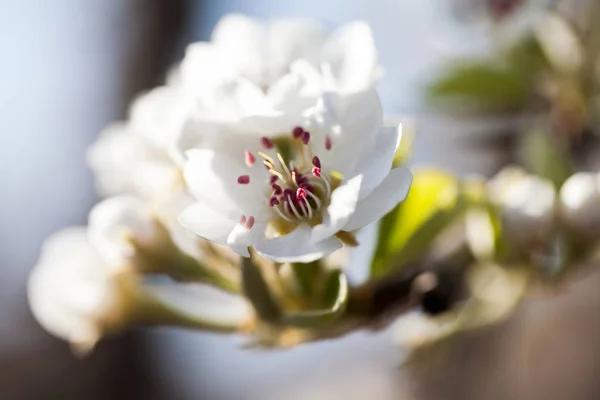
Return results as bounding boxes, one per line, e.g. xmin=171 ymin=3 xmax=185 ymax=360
xmin=2 ymin=0 xmax=600 ymax=399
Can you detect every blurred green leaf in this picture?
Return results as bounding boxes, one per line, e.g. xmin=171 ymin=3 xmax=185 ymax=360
xmin=427 ymin=37 xmax=545 ymax=112
xmin=242 ymin=257 xmax=281 ymax=322
xmin=371 ymin=168 xmax=465 ymax=277
xmin=520 ymin=129 xmax=574 ymax=189
xmin=281 ymin=270 xmax=348 ymax=328
xmin=427 ymin=62 xmax=532 ymax=111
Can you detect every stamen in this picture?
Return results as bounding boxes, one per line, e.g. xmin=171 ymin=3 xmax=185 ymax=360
xmin=269 ymin=169 xmax=287 ymax=183
xmin=259 ymin=151 xmax=275 ymax=164
xmin=272 ymin=184 xmax=282 ymax=195
xmin=261 ymin=137 xmax=274 ymax=149
xmin=237 ymin=175 xmax=250 ymax=184
xmin=302 ymin=131 xmax=311 ymax=145
xmin=269 ymin=175 xmax=278 ymax=185
xmin=287 ymin=198 xmax=303 ymax=219
xmin=325 ymin=136 xmax=332 ymax=150
xmin=263 ymin=160 xmax=274 ymax=170
xmin=300 ymin=198 xmax=313 ymax=219
xmin=306 ymin=190 xmax=322 ymax=209
xmin=292 ymin=126 xmax=304 ymax=138
xmin=273 ymin=205 xmax=295 ymax=222
xmin=312 ymin=156 xmax=321 ymax=168
xmin=246 ymin=216 xmax=255 ymax=229
xmin=277 ymin=153 xmax=292 ymax=178
xmin=269 ymin=197 xmax=280 ymax=207
xmin=312 ymin=167 xmax=321 ymax=178
xmin=244 ymin=150 xmax=256 ymax=167
xmin=240 ymin=215 xmax=247 ymax=224
xmin=296 ymin=187 xmax=307 ymax=199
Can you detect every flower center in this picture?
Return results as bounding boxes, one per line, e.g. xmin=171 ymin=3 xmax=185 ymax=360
xmin=238 ymin=127 xmax=336 ymax=230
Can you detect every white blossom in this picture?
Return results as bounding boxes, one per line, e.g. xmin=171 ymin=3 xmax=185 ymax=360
xmin=28 ymin=228 xmax=139 ymax=352
xmin=488 ymin=166 xmax=556 ymax=245
xmin=559 ymin=171 xmax=600 ymax=236
xmin=28 ymin=228 xmax=253 ymax=352
xmin=179 ymin=14 xmax=381 ymax=97
xmin=180 ymin=89 xmax=412 ymax=263
xmin=87 ymin=86 xmax=196 ymax=200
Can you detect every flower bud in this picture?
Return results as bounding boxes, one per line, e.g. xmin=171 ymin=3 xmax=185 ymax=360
xmin=27 ymin=228 xmax=139 ymax=353
xmin=488 ymin=167 xmax=556 ymax=246
xmin=559 ymin=172 xmax=600 ymax=237
xmin=28 ymin=228 xmax=254 ymax=354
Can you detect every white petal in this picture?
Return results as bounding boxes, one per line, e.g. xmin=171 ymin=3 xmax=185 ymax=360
xmin=255 ymin=225 xmax=342 ymax=263
xmin=307 ymin=90 xmax=383 ymax=176
xmin=227 ymin=221 xmax=268 ymax=248
xmin=183 ymin=148 xmax=270 ymax=221
xmin=311 ymin=175 xmax=363 ymax=243
xmin=87 ymin=123 xmax=178 ymax=199
xmin=343 ymin=167 xmax=413 ymax=231
xmin=179 ymin=202 xmax=239 ymax=247
xmin=266 ymin=19 xmax=326 ymax=83
xmin=322 ymin=21 xmax=381 ymax=93
xmin=350 ymin=125 xmax=401 ymax=199
xmin=211 ymin=14 xmax=267 ymax=86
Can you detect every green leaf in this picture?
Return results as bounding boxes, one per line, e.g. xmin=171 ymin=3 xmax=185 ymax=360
xmin=427 ymin=36 xmax=545 ymax=113
xmin=520 ymin=129 xmax=574 ymax=189
xmin=371 ymin=168 xmax=464 ymax=277
xmin=427 ymin=61 xmax=532 ymax=111
xmin=281 ymin=270 xmax=349 ymax=328
xmin=242 ymin=257 xmax=281 ymax=322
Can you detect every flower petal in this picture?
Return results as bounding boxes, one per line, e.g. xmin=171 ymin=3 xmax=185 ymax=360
xmin=179 ymin=202 xmax=238 ymax=247
xmin=184 ymin=148 xmax=270 ymax=221
xmin=311 ymin=175 xmax=363 ymax=243
xmin=322 ymin=21 xmax=381 ymax=93
xmin=343 ymin=167 xmax=413 ymax=231
xmin=211 ymin=14 xmax=267 ymax=86
xmin=350 ymin=125 xmax=401 ymax=199
xmin=254 ymin=225 xmax=342 ymax=263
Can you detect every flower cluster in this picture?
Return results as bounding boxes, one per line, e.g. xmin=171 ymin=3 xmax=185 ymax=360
xmin=28 ymin=14 xmax=412 ymax=350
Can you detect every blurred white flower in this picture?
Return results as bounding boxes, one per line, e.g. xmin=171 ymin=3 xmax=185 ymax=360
xmin=28 ymin=228 xmax=254 ymax=353
xmin=87 ymin=85 xmax=197 ymax=200
xmin=180 ymin=89 xmax=412 ymax=263
xmin=28 ymin=228 xmax=139 ymax=352
xmin=488 ymin=167 xmax=556 ymax=245
xmin=179 ymin=14 xmax=382 ymax=97
xmin=559 ymin=171 xmax=600 ymax=236
xmin=87 ymin=122 xmax=182 ymax=199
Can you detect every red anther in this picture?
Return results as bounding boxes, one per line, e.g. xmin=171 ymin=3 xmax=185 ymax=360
xmin=269 ymin=197 xmax=280 ymax=207
xmin=292 ymin=126 xmax=304 ymax=138
xmin=237 ymin=175 xmax=250 ymax=184
xmin=240 ymin=215 xmax=247 ymax=224
xmin=260 ymin=137 xmax=274 ymax=149
xmin=312 ymin=156 xmax=321 ymax=168
xmin=296 ymin=187 xmax=307 ymax=199
xmin=244 ymin=150 xmax=256 ymax=167
xmin=246 ymin=216 xmax=255 ymax=229
xmin=269 ymin=175 xmax=278 ymax=184
xmin=325 ymin=136 xmax=332 ymax=150
xmin=312 ymin=167 xmax=321 ymax=178
xmin=302 ymin=131 xmax=310 ymax=145
xmin=272 ymin=184 xmax=282 ymax=195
